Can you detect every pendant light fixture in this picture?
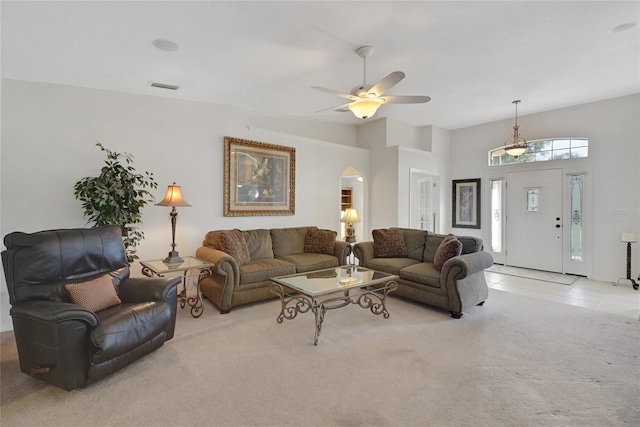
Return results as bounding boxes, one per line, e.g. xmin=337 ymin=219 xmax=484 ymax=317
xmin=504 ymin=100 xmax=528 ymax=158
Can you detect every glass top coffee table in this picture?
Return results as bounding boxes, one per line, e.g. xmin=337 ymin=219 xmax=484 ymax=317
xmin=270 ymin=266 xmax=398 ymax=345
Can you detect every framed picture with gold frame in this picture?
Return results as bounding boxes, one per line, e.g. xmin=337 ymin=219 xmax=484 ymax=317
xmin=452 ymin=178 xmax=481 ymax=229
xmin=224 ymin=136 xmax=295 ymax=216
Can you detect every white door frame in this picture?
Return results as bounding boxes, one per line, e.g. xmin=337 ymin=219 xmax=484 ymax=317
xmin=486 ymin=163 xmax=592 ymax=277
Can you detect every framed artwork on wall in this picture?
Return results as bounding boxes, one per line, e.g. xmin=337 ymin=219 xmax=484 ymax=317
xmin=224 ymin=136 xmax=296 ymax=216
xmin=452 ymin=178 xmax=481 ymax=229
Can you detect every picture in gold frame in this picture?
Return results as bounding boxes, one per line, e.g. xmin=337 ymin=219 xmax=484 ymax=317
xmin=224 ymin=136 xmax=295 ymax=216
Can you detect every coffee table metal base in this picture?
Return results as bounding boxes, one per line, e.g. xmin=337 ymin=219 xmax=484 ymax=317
xmin=270 ymin=281 xmax=398 ymax=345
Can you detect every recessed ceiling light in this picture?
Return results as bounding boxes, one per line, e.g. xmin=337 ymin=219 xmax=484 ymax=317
xmin=152 ymin=38 xmax=180 ymax=52
xmin=610 ymin=22 xmax=637 ymax=34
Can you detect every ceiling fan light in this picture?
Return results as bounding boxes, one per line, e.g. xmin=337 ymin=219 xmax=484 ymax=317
xmin=349 ymin=98 xmax=382 ymax=119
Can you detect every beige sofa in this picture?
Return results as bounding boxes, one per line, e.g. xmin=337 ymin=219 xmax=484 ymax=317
xmin=353 ymin=228 xmax=493 ymax=318
xmin=195 ymin=226 xmax=351 ymax=313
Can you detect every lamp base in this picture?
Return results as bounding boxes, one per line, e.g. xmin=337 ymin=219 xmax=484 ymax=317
xmin=345 ymin=225 xmax=356 ymax=243
xmin=162 ymin=251 xmax=184 ymax=265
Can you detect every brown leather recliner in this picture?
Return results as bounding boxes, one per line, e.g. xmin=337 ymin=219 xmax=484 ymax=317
xmin=1 ymin=225 xmax=180 ymax=391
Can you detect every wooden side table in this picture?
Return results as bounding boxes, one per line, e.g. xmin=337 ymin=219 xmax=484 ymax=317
xmin=140 ymin=256 xmax=214 ymax=318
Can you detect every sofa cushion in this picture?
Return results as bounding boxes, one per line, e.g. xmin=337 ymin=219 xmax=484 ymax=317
xmin=239 ymin=258 xmax=296 ymax=285
xmin=366 ymin=257 xmax=420 ymax=276
xmin=203 ymin=230 xmax=222 ymax=249
xmin=392 ymin=227 xmax=429 ymax=261
xmin=373 ymin=229 xmax=408 ymax=258
xmin=433 ymin=234 xmax=463 ymax=272
xmin=217 ymin=229 xmax=251 ymax=265
xmin=304 ymin=228 xmax=337 ymax=256
xmin=91 ymin=301 xmax=171 ymax=364
xmin=271 ymin=227 xmax=316 ymax=257
xmin=65 ymin=275 xmax=121 ymax=312
xmin=278 ymin=253 xmax=339 ymax=273
xmin=423 ymin=234 xmax=445 ymax=263
xmin=242 ymin=229 xmax=274 ymax=259
xmin=458 ymin=236 xmax=484 ymax=254
xmin=399 ymin=262 xmax=441 ymax=288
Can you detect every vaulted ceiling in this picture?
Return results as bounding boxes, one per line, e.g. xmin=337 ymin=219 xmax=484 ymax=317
xmin=2 ymin=1 xmax=638 ymax=130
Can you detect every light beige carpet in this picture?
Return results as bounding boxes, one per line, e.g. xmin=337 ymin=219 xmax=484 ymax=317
xmin=486 ymin=264 xmax=580 ymax=285
xmin=1 ymin=289 xmax=638 ymax=427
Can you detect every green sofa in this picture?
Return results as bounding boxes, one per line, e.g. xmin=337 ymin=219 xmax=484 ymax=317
xmin=353 ymin=228 xmax=493 ymax=318
xmin=195 ymin=226 xmax=351 ymax=313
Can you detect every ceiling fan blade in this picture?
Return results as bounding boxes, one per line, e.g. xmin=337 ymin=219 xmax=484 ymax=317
xmin=381 ymin=95 xmax=431 ymax=104
xmin=314 ymin=102 xmax=352 ymax=114
xmin=367 ymin=71 xmax=405 ymax=97
xmin=311 ymin=86 xmax=358 ymax=101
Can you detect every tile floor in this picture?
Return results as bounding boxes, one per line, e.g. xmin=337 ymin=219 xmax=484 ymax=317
xmin=485 ymin=271 xmax=640 ymax=321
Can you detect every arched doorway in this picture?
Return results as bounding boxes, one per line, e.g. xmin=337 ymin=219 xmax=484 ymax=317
xmin=340 ymin=167 xmax=365 ymax=242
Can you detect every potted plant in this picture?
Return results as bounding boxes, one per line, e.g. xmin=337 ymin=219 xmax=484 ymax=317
xmin=74 ymin=143 xmax=157 ymax=264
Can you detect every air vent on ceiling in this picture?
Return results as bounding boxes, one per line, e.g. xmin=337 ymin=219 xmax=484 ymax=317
xmin=149 ymin=82 xmax=180 ymax=91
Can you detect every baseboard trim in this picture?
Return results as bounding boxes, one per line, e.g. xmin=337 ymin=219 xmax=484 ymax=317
xmin=1 ymin=330 xmax=15 ymax=345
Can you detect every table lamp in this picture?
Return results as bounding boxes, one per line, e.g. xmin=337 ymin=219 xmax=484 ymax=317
xmin=341 ymin=207 xmax=360 ymax=243
xmin=156 ymin=182 xmax=191 ymax=265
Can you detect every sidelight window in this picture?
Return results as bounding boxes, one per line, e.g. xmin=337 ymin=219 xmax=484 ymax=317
xmin=570 ymin=174 xmax=584 ymax=261
xmin=490 ymin=179 xmax=503 ymax=253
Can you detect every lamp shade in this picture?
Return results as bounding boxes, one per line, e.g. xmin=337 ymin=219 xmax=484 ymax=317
xmin=341 ymin=207 xmax=361 ymax=224
xmin=156 ymin=182 xmax=191 ymax=207
xmin=622 ymin=232 xmax=637 ymax=242
xmin=505 ymin=144 xmax=527 ymax=157
xmin=348 ymin=98 xmax=382 ymax=119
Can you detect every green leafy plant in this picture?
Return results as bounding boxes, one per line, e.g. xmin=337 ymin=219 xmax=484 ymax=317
xmin=74 ymin=143 xmax=157 ymax=264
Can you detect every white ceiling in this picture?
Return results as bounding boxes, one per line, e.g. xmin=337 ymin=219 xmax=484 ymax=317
xmin=2 ymin=1 xmax=638 ymax=130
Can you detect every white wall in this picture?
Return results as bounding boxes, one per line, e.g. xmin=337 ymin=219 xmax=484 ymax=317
xmin=450 ymin=94 xmax=640 ymax=282
xmin=358 ymin=119 xmax=452 ymax=233
xmin=0 ymin=79 xmax=370 ymax=332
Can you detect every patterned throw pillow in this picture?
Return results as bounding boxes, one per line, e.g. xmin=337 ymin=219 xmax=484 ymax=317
xmin=65 ymin=275 xmax=121 ymax=312
xmin=217 ymin=229 xmax=251 ymax=265
xmin=433 ymin=234 xmax=463 ymax=272
xmin=373 ymin=229 xmax=408 ymax=258
xmin=304 ymin=229 xmax=337 ymax=255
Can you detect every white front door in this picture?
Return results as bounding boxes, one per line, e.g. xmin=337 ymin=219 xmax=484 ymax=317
xmin=506 ymin=169 xmax=563 ymax=272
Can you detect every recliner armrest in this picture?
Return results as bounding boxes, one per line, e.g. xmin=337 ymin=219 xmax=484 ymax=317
xmin=9 ymin=300 xmax=98 ymax=326
xmin=118 ymin=276 xmax=180 ymax=303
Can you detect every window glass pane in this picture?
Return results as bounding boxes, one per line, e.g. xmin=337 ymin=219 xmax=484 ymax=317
xmin=531 ymin=140 xmax=552 ymax=152
xmin=491 ymin=180 xmax=502 ymax=252
xmin=553 ymin=139 xmax=571 ymax=150
xmin=570 ymin=175 xmax=583 ymax=261
xmin=535 ymin=151 xmax=552 ymax=162
xmin=527 ymin=189 xmax=539 ymax=212
xmin=552 ymin=149 xmax=571 ymax=160
xmin=571 ymin=147 xmax=588 ymax=158
xmin=570 ymin=139 xmax=588 ymax=148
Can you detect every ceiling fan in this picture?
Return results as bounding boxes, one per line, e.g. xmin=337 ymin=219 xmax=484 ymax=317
xmin=312 ymin=46 xmax=431 ymax=120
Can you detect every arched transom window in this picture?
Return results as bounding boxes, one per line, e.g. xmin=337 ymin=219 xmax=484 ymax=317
xmin=489 ymin=138 xmax=589 ymax=166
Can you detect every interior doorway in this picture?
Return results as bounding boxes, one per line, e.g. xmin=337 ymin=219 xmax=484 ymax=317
xmin=409 ymin=169 xmax=439 ymax=233
xmin=340 ymin=168 xmax=364 ymax=242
